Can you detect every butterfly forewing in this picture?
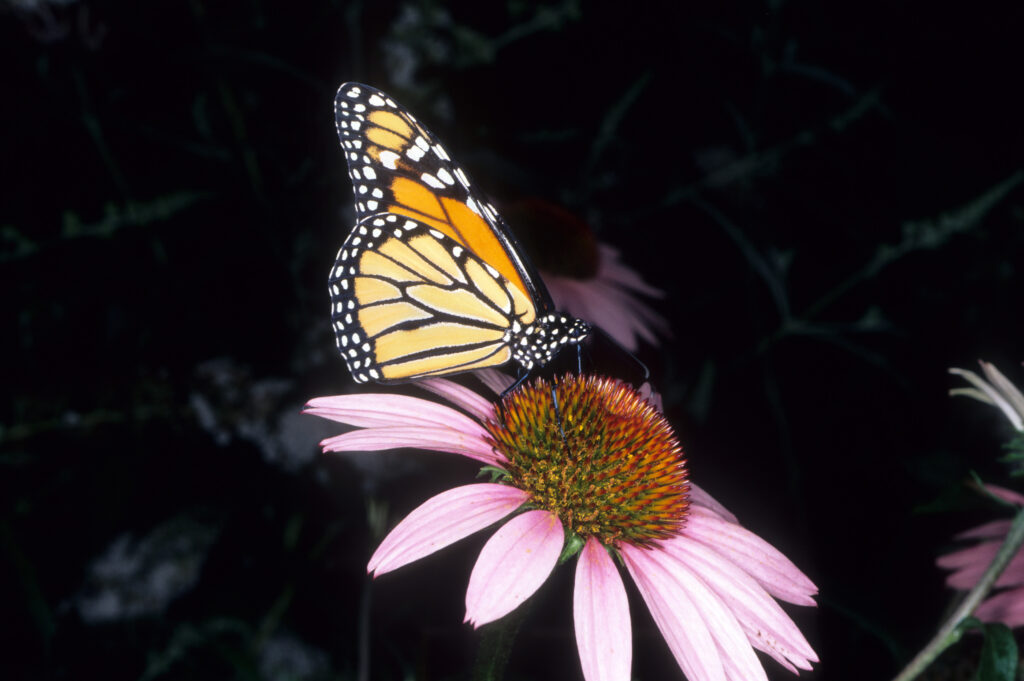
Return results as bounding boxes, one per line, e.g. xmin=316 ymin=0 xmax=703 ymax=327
xmin=334 ymin=83 xmax=552 ymax=310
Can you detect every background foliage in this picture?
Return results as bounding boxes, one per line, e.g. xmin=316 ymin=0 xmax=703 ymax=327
xmin=2 ymin=0 xmax=1023 ymax=679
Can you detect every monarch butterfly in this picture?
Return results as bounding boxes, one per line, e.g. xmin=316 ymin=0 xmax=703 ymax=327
xmin=330 ymin=82 xmax=591 ymax=384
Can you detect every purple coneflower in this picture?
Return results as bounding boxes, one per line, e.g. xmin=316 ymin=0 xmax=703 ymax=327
xmin=937 ymin=484 xmax=1024 ymax=627
xmin=938 ymin=361 xmax=1024 ymax=627
xmin=305 ymin=373 xmax=817 ymax=681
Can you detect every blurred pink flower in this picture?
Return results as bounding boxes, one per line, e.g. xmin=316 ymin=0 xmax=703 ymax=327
xmin=938 ymin=362 xmax=1024 ymax=626
xmin=543 ymin=243 xmax=669 ymax=353
xmin=937 ymin=484 xmax=1024 ymax=627
xmin=501 ymin=198 xmax=669 ymax=352
xmin=305 ymin=373 xmax=817 ymax=681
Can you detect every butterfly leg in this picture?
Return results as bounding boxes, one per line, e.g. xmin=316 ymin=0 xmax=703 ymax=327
xmin=499 ymin=369 xmax=531 ymax=403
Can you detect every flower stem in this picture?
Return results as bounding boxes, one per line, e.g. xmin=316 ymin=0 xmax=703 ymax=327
xmin=471 ymin=605 xmax=529 ymax=681
xmin=891 ymin=507 xmax=1024 ymax=681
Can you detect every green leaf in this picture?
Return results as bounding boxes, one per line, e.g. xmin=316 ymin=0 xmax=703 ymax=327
xmin=558 ymin=533 xmax=585 ymax=564
xmin=974 ymin=622 xmax=1018 ymax=681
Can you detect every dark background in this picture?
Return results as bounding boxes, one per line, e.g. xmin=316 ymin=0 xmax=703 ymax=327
xmin=3 ymin=1 xmax=1023 ymax=679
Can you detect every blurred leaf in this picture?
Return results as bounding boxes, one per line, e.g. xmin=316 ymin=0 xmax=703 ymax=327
xmin=1001 ymin=434 xmax=1024 ymax=477
xmin=974 ymin=622 xmax=1017 ymax=681
xmin=557 ymin=532 xmax=585 ymax=564
xmin=866 ymin=170 xmax=1024 ymax=279
xmin=61 ymin=192 xmax=210 ymax=240
xmin=2 ymin=193 xmax=209 ymax=263
xmin=139 ymin=618 xmax=252 ymax=681
xmin=0 ymin=225 xmax=39 ymax=260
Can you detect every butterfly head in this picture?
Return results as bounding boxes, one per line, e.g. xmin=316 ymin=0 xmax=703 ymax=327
xmin=509 ymin=313 xmax=591 ymax=372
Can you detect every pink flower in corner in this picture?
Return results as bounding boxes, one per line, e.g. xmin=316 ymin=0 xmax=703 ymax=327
xmin=938 ymin=484 xmax=1024 ymax=627
xmin=305 ymin=373 xmax=817 ymax=681
xmin=938 ymin=361 xmax=1024 ymax=627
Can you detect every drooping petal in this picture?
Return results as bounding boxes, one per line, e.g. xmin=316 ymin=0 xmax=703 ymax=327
xmin=978 ymin=361 xmax=1024 ymax=421
xmin=475 ymin=368 xmax=515 ymax=397
xmin=983 ymin=484 xmax=1024 ymax=508
xmin=938 ymin=540 xmax=1024 ymax=590
xmin=465 ymin=510 xmax=563 ymax=628
xmin=368 ymin=484 xmax=529 ymax=576
xmin=635 ymin=542 xmax=769 ymax=681
xmin=685 ymin=506 xmax=818 ymax=606
xmin=306 ymin=394 xmax=488 ymax=436
xmin=597 ymin=245 xmax=664 ymax=298
xmin=417 ymin=378 xmax=498 ymax=425
xmin=954 ymin=519 xmax=1014 ymax=541
xmin=574 ymin=538 xmax=631 ymax=681
xmin=664 ymin=535 xmax=818 ymax=672
xmin=621 ymin=543 xmax=727 ymax=681
xmin=937 ymin=540 xmax=1000 ymax=577
xmin=542 ymin=244 xmax=669 ymax=352
xmin=949 ymin=367 xmax=1024 ymax=430
xmin=688 ymin=483 xmax=739 ymax=524
xmin=321 ymin=426 xmax=501 ymax=465
xmin=975 ymin=586 xmax=1024 ymax=627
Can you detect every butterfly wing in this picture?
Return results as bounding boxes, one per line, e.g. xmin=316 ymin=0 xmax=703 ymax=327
xmin=329 ymin=213 xmax=538 ymax=383
xmin=333 ymin=82 xmax=554 ymax=315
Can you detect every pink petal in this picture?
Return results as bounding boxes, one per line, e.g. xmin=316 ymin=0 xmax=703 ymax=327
xmin=636 ymin=543 xmax=768 ymax=681
xmin=416 ymin=378 xmax=498 ymax=425
xmin=368 ymin=483 xmax=528 ymax=576
xmin=985 ymin=550 xmax=1024 ymax=589
xmin=955 ymin=519 xmax=1014 ymax=541
xmin=939 ymin=540 xmax=1024 ymax=590
xmin=621 ymin=543 xmax=728 ymax=681
xmin=597 ymin=245 xmax=664 ymax=297
xmin=664 ymin=536 xmax=818 ymax=671
xmin=984 ymin=484 xmax=1024 ymax=508
xmin=305 ymin=394 xmax=487 ymax=436
xmin=542 ymin=244 xmax=669 ymax=352
xmin=465 ymin=510 xmax=563 ymax=627
xmin=975 ymin=586 xmax=1024 ymax=627
xmin=574 ymin=538 xmax=631 ymax=681
xmin=688 ymin=483 xmax=739 ymax=524
xmin=320 ymin=426 xmax=501 ymax=465
xmin=685 ymin=506 xmax=818 ymax=606
xmin=938 ymin=540 xmax=999 ymax=572
xmin=474 ymin=368 xmax=515 ymax=396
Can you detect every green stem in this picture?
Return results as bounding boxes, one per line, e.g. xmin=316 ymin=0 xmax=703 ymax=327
xmin=471 ymin=605 xmax=529 ymax=681
xmin=891 ymin=507 xmax=1024 ymax=681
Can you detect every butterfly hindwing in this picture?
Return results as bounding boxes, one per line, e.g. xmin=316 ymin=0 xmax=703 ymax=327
xmin=333 ymin=83 xmax=552 ymax=312
xmin=329 ymin=212 xmax=538 ymax=383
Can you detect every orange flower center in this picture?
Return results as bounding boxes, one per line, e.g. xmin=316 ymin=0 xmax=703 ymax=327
xmin=485 ymin=374 xmax=690 ymax=548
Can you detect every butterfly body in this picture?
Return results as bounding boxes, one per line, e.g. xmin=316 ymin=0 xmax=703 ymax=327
xmin=330 ymin=82 xmax=590 ymax=384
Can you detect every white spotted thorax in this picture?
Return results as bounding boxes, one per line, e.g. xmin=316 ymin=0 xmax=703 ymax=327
xmin=329 ymin=82 xmax=592 ymax=384
xmin=508 ymin=314 xmax=591 ymax=371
